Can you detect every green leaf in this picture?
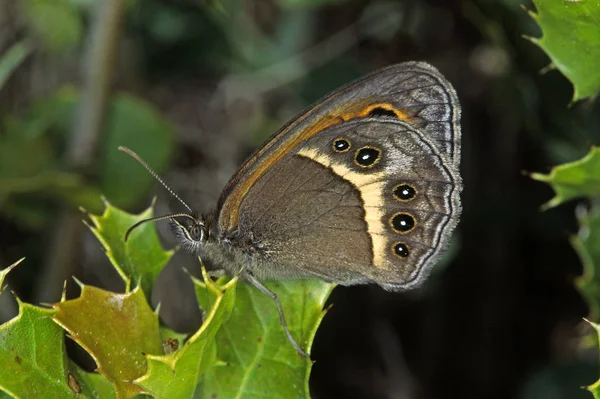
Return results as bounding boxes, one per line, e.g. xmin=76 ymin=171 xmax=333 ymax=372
xmin=0 ymin=126 xmax=58 ymax=188
xmin=0 ymin=258 xmax=22 ymax=293
xmin=528 ymin=0 xmax=600 ymax=101
xmin=159 ymin=326 xmax=188 ymax=354
xmin=197 ymin=279 xmax=335 ymax=398
xmin=0 ymin=262 xmax=114 ymax=398
xmin=531 ymin=147 xmax=600 ymax=209
xmin=0 ymin=301 xmax=78 ymax=398
xmin=53 ymin=285 xmax=162 ymax=399
xmin=135 ymin=269 xmax=238 ymax=399
xmin=69 ymin=366 xmax=116 ymax=399
xmin=86 ymin=200 xmax=173 ymax=297
xmin=584 ymin=320 xmax=600 ymax=398
xmin=15 ymin=87 xmax=176 ymax=210
xmin=23 ymin=0 xmax=83 ymax=53
xmin=572 ymin=205 xmax=600 ymax=321
xmin=0 ymin=41 xmax=31 ymax=90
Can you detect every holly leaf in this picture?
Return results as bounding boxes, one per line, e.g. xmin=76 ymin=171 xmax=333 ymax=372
xmin=86 ymin=200 xmax=173 ymax=298
xmin=69 ymin=366 xmax=116 ymax=399
xmin=0 ymin=301 xmax=77 ymax=398
xmin=135 ymin=268 xmax=238 ymax=399
xmin=196 ymin=279 xmax=335 ymax=399
xmin=531 ymin=147 xmax=600 ymax=209
xmin=0 ymin=258 xmax=22 ymax=293
xmin=53 ymin=285 xmax=163 ymax=399
xmin=158 ymin=326 xmax=188 ymax=355
xmin=528 ymin=0 xmax=600 ymax=101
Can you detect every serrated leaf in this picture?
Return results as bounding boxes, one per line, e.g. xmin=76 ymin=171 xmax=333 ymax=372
xmin=87 ymin=200 xmax=173 ymax=297
xmin=53 ymin=285 xmax=163 ymax=399
xmin=0 ymin=258 xmax=22 ymax=293
xmin=531 ymin=147 xmax=600 ymax=209
xmin=197 ymin=279 xmax=335 ymax=398
xmin=158 ymin=326 xmax=188 ymax=355
xmin=0 ymin=301 xmax=78 ymax=398
xmin=572 ymin=205 xmax=600 ymax=321
xmin=529 ymin=0 xmax=600 ymax=101
xmin=135 ymin=268 xmax=238 ymax=399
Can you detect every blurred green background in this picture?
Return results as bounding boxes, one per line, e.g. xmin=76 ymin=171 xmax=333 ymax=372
xmin=0 ymin=0 xmax=598 ymax=398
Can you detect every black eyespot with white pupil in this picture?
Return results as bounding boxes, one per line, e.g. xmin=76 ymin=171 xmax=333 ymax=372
xmin=355 ymin=147 xmax=381 ymax=167
xmin=333 ymin=138 xmax=350 ymax=152
xmin=393 ymin=184 xmax=416 ymax=201
xmin=391 ymin=212 xmax=415 ymax=233
xmin=393 ymin=242 xmax=409 ymax=258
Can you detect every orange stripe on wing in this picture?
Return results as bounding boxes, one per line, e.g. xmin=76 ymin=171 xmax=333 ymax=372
xmin=218 ymin=102 xmax=411 ymax=231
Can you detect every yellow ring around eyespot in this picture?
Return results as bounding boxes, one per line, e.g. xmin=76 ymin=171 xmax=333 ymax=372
xmin=353 ymin=145 xmax=382 ymax=168
xmin=391 ymin=241 xmax=410 ymax=259
xmin=389 ymin=212 xmax=416 ymax=234
xmin=392 ymin=183 xmax=418 ymax=202
xmin=331 ymin=137 xmax=351 ymax=153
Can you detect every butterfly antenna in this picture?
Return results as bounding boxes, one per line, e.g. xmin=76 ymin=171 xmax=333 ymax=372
xmin=118 ymin=146 xmax=193 ymax=213
xmin=125 ymin=213 xmax=197 ymax=241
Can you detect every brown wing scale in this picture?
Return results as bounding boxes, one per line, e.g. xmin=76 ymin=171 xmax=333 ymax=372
xmin=235 ymin=118 xmax=460 ymax=289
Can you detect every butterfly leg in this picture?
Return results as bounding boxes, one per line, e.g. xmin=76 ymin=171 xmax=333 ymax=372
xmin=244 ymin=272 xmax=310 ymax=358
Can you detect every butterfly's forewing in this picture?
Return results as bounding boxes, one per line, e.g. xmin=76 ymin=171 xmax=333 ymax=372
xmin=217 ymin=62 xmax=461 ymax=235
xmin=216 ymin=62 xmax=461 ymax=289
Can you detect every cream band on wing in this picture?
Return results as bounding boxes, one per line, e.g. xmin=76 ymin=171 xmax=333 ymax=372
xmin=297 ymin=147 xmax=388 ymax=268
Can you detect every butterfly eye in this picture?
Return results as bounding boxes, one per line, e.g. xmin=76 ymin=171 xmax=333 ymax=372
xmin=189 ymin=224 xmax=204 ymax=241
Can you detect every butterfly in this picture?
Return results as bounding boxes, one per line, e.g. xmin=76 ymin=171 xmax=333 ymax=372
xmin=122 ymin=61 xmax=462 ymax=357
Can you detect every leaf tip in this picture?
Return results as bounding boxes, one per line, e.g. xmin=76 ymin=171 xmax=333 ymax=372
xmin=61 ymin=280 xmax=68 ymax=302
xmin=3 ymin=257 xmax=25 ymax=273
xmin=539 ymin=63 xmax=557 ymax=75
xmin=71 ymin=276 xmax=84 ymax=289
xmin=539 ymin=199 xmax=559 ymax=212
xmin=199 ymin=257 xmax=220 ymax=292
xmin=529 ymin=171 xmax=550 ymax=183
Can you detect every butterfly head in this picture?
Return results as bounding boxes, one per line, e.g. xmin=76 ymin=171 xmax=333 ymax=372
xmin=170 ymin=213 xmax=208 ymax=253
xmin=118 ymin=146 xmax=211 ymax=253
